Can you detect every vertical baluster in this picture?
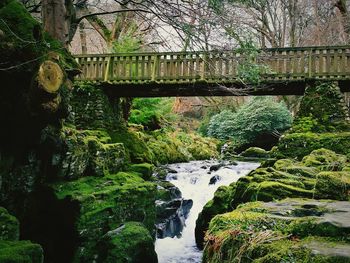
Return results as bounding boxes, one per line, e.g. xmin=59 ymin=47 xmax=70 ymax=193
xmin=195 ymin=53 xmax=200 ymax=79
xmin=177 ymin=54 xmax=182 ymax=81
xmin=151 ymin=55 xmax=159 ymax=81
xmin=121 ymin=56 xmax=125 ymax=80
xmin=140 ymin=55 xmax=145 ymax=81
xmin=114 ymin=56 xmax=119 ymax=81
xmin=341 ymin=48 xmax=347 ymax=77
xmin=307 ymin=49 xmax=312 ymax=78
xmin=217 ymin=52 xmax=223 ymax=80
xmin=129 ymin=55 xmax=133 ymax=80
xmin=286 ymin=50 xmax=291 ymax=78
xmin=134 ymin=55 xmax=139 ymax=81
xmin=147 ymin=55 xmax=152 ymax=80
xmin=224 ymin=53 xmax=229 ymax=80
xmin=334 ymin=49 xmax=339 ymax=77
xmin=318 ymin=49 xmax=324 ymax=78
xmin=326 ymin=49 xmax=331 ymax=78
xmin=201 ymin=53 xmax=207 ymax=80
xmin=183 ymin=54 xmax=188 ymax=80
xmin=167 ymin=54 xmax=171 ymax=80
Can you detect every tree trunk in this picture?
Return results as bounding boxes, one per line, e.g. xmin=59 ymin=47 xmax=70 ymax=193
xmin=41 ymin=0 xmax=74 ymax=47
xmin=79 ymin=22 xmax=87 ymax=54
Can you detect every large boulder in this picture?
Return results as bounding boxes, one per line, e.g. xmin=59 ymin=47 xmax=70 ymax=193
xmin=102 ymin=222 xmax=158 ymax=263
xmin=195 ymin=149 xmax=350 ymax=248
xmin=195 ymin=184 xmax=235 ymax=249
xmin=204 ymin=199 xmax=350 ymax=263
xmin=0 ymin=207 xmax=43 ymax=263
xmin=52 ymin=172 xmax=157 ymax=262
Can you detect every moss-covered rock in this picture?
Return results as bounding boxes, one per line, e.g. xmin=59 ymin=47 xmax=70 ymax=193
xmin=240 ymin=147 xmax=270 ymax=158
xmin=129 ymin=163 xmax=154 ymax=180
xmin=102 ymin=222 xmax=157 ymax=263
xmin=196 ymin=149 xmax=350 ymax=248
xmin=59 ymin=127 xmax=127 ymax=179
xmin=276 ymin=132 xmax=350 ymax=159
xmin=195 ymin=183 xmax=236 ymax=249
xmin=302 ymin=148 xmax=347 ymax=171
xmin=110 ymin=127 xmax=155 ymax=163
xmin=0 ymin=207 xmax=43 ymax=263
xmin=0 ymin=207 xmax=19 ymax=241
xmin=0 ymin=240 xmax=44 ymax=263
xmin=204 ymin=199 xmax=350 ymax=263
xmin=52 ymin=172 xmax=157 ymax=262
xmin=315 ymin=171 xmax=350 ymax=200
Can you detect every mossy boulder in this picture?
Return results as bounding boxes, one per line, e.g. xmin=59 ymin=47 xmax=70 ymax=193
xmin=110 ymin=127 xmax=155 ymax=163
xmin=240 ymin=147 xmax=270 ymax=158
xmin=0 ymin=240 xmax=44 ymax=263
xmin=315 ymin=171 xmax=350 ymax=200
xmin=195 ymin=183 xmax=235 ymax=249
xmin=129 ymin=163 xmax=154 ymax=180
xmin=302 ymin=148 xmax=347 ymax=171
xmin=0 ymin=207 xmax=19 ymax=241
xmin=52 ymin=172 xmax=157 ymax=262
xmin=204 ymin=199 xmax=350 ymax=263
xmin=0 ymin=207 xmax=43 ymax=262
xmin=101 ymin=222 xmax=157 ymax=263
xmin=276 ymin=132 xmax=350 ymax=159
xmin=196 ymin=149 xmax=350 ymax=248
xmin=59 ymin=127 xmax=126 ymax=179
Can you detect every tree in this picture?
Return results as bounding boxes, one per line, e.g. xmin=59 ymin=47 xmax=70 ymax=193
xmin=207 ymin=97 xmax=292 ymax=148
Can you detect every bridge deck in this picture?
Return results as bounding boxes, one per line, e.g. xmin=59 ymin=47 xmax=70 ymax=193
xmin=74 ymin=46 xmax=350 ymax=97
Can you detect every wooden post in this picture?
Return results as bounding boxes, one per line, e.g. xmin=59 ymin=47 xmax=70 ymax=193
xmin=152 ymin=55 xmax=159 ymax=81
xmin=308 ymin=49 xmax=313 ymax=78
xmin=201 ymin=53 xmax=207 ymax=80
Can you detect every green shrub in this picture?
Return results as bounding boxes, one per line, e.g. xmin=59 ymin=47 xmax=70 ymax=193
xmin=129 ymin=98 xmax=176 ymax=130
xmin=207 ymin=97 xmax=292 ymax=148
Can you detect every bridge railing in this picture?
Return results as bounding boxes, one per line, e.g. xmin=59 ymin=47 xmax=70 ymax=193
xmin=74 ymin=46 xmax=350 ymax=83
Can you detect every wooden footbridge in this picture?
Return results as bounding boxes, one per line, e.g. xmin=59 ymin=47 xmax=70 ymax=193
xmin=74 ymin=46 xmax=350 ymax=97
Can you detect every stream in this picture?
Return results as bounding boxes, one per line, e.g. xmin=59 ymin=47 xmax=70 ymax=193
xmin=155 ymin=160 xmax=260 ymax=263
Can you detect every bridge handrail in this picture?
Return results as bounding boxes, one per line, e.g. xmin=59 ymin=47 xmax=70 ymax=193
xmin=74 ymin=45 xmax=350 ymax=83
xmin=74 ymin=45 xmax=350 ymax=58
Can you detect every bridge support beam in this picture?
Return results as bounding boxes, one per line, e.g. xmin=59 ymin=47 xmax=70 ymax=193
xmin=100 ymin=81 xmax=308 ymax=97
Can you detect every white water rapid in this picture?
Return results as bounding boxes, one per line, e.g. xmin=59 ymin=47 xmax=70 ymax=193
xmin=155 ymin=160 xmax=260 ymax=263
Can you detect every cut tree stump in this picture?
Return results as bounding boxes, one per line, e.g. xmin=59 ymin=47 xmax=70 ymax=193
xmin=37 ymin=60 xmax=64 ymax=94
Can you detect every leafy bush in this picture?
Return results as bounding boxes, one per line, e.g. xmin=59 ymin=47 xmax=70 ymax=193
xmin=128 ymin=98 xmax=176 ymax=130
xmin=207 ymin=97 xmax=292 ymax=148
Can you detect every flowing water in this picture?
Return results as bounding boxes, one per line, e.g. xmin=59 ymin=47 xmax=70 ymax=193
xmin=155 ymin=160 xmax=260 ymax=263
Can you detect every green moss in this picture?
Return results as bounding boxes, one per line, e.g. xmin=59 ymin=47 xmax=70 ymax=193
xmin=293 ymin=82 xmax=349 ymax=132
xmin=0 ymin=0 xmax=39 ymax=53
xmin=0 ymin=207 xmax=19 ymax=241
xmin=276 ymin=132 xmax=350 ymax=159
xmin=204 ymin=199 xmax=350 ymax=263
xmin=284 ymin=165 xmax=319 ymax=178
xmin=110 ymin=128 xmax=154 ymax=163
xmin=314 ymin=171 xmax=350 ymax=200
xmin=102 ymin=222 xmax=157 ymax=263
xmin=273 ymin=159 xmax=295 ymax=170
xmin=53 ymin=172 xmax=157 ymax=262
xmin=128 ymin=163 xmax=154 ymax=180
xmin=195 ymin=183 xmax=236 ymax=249
xmin=0 ymin=240 xmax=43 ymax=263
xmin=60 ymin=127 xmax=127 ymax=179
xmin=240 ymin=147 xmax=270 ymax=158
xmin=302 ymin=148 xmax=347 ymax=171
